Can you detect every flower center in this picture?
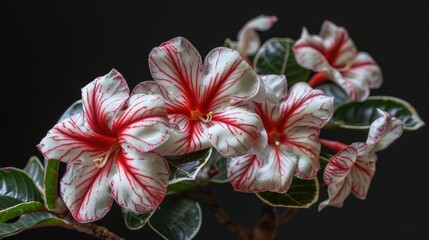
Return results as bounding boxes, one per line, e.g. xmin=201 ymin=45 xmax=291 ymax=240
xmin=93 ymin=140 xmax=120 ymax=168
xmin=191 ymin=109 xmax=213 ymax=123
xmin=268 ymin=130 xmax=281 ymax=146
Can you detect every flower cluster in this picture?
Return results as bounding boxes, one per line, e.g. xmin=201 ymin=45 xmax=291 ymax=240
xmin=35 ymin=15 xmax=422 ymax=227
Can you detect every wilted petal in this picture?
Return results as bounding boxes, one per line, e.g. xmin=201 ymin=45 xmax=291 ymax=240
xmin=207 ymin=104 xmax=263 ymax=157
xmin=60 ymin=157 xmax=117 ymax=223
xmin=323 ymin=146 xmax=357 ymax=185
xmin=319 ymin=20 xmax=357 ymax=67
xmin=82 ymin=69 xmax=129 ymax=134
xmin=37 ymin=113 xmax=112 ymax=164
xmin=350 ymin=158 xmax=376 ymax=200
xmin=149 ymin=37 xmax=203 ymax=104
xmin=114 ymin=94 xmax=170 ymax=153
xmin=111 ymin=150 xmax=169 ymax=214
xmin=202 ymin=48 xmax=259 ymax=110
xmin=318 ymin=177 xmax=352 ymax=211
xmin=280 ymin=83 xmax=334 ymax=178
xmin=237 ymin=15 xmax=278 ymax=55
xmin=366 ymin=109 xmax=404 ymax=152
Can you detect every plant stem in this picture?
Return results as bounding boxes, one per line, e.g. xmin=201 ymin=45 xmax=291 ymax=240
xmin=252 ymin=203 xmax=278 ymax=240
xmin=308 ymin=72 xmax=328 ymax=87
xmin=201 ymin=184 xmax=251 ymax=240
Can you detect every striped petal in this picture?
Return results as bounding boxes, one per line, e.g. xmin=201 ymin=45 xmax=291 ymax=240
xmin=114 ymin=94 xmax=170 ymax=153
xmin=202 ymin=48 xmax=259 ymax=111
xmin=207 ymin=104 xmax=263 ymax=158
xmin=280 ymin=83 xmax=334 ymax=179
xmin=148 ymin=37 xmax=203 ymax=105
xmin=350 ymin=158 xmax=376 ymax=200
xmin=37 ymin=112 xmax=112 ymax=164
xmin=227 ymin=154 xmax=261 ymax=192
xmin=293 ymin=28 xmax=330 ymax=72
xmin=236 ymin=15 xmax=278 ymax=55
xmin=111 ymin=150 xmax=169 ymax=214
xmin=319 ymin=20 xmax=357 ymax=67
xmin=60 ymin=156 xmax=117 ymax=223
xmin=366 ymin=109 xmax=404 ymax=153
xmin=318 ymin=177 xmax=352 ymax=211
xmin=82 ymin=69 xmax=129 ymax=134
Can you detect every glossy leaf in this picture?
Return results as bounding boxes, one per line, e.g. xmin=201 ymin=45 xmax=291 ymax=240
xmin=256 ymin=178 xmax=319 ymax=208
xmin=207 ymin=149 xmax=228 ymax=183
xmin=23 ymin=156 xmax=44 ymax=193
xmin=332 ymin=96 xmax=425 ymax=130
xmin=149 ymin=194 xmax=202 ymax=240
xmin=316 ymin=83 xmax=350 ymax=109
xmin=43 ymin=160 xmax=60 ymax=210
xmin=58 ymin=99 xmax=83 ymax=122
xmin=0 ymin=201 xmax=45 ymax=223
xmin=166 ymin=148 xmax=212 ymax=184
xmin=253 ymin=38 xmax=310 ymax=86
xmin=124 ymin=211 xmax=154 ymax=230
xmin=167 ymin=181 xmax=196 ymax=195
xmin=0 ymin=196 xmax=22 ymax=210
xmin=0 ymin=212 xmax=67 ymax=238
xmin=0 ymin=168 xmax=43 ymax=203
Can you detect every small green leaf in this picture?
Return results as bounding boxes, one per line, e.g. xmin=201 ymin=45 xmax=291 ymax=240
xmin=206 ymin=150 xmax=228 ymax=183
xmin=58 ymin=99 xmax=82 ymax=122
xmin=166 ymin=148 xmax=212 ymax=184
xmin=332 ymin=96 xmax=425 ymax=131
xmin=256 ymin=178 xmax=319 ymax=208
xmin=0 ymin=168 xmax=43 ymax=203
xmin=224 ymin=38 xmax=233 ymax=48
xmin=149 ymin=194 xmax=202 ymax=240
xmin=316 ymin=83 xmax=350 ymax=109
xmin=167 ymin=181 xmax=196 ymax=195
xmin=124 ymin=211 xmax=154 ymax=230
xmin=43 ymin=160 xmax=60 ymax=210
xmin=23 ymin=156 xmax=44 ymax=193
xmin=253 ymin=38 xmax=310 ymax=86
xmin=0 ymin=212 xmax=67 ymax=238
xmin=0 ymin=201 xmax=45 ymax=223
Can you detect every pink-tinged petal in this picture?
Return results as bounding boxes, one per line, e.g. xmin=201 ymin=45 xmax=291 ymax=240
xmin=279 ymin=83 xmax=334 ymax=178
xmin=293 ymin=28 xmax=330 ymax=72
xmin=149 ymin=37 xmax=203 ymax=105
xmin=260 ymin=75 xmax=288 ymax=102
xmin=60 ymin=157 xmax=117 ymax=223
xmin=207 ymin=104 xmax=263 ymax=158
xmin=154 ymin=115 xmax=210 ymax=156
xmin=202 ymin=48 xmax=259 ymax=111
xmin=348 ymin=52 xmax=383 ymax=89
xmin=237 ymin=15 xmax=278 ymax=55
xmin=113 ymin=94 xmax=170 ymax=153
xmin=366 ymin=109 xmax=404 ymax=153
xmin=320 ymin=20 xmax=357 ymax=67
xmin=81 ymin=69 xmax=129 ymax=134
xmin=111 ymin=150 xmax=169 ymax=214
xmin=350 ymin=158 xmax=376 ymax=200
xmin=318 ymin=176 xmax=352 ymax=211
xmin=323 ymin=146 xmax=357 ymax=185
xmin=37 ymin=112 xmax=113 ymax=164
xmin=227 ymin=154 xmax=261 ymax=192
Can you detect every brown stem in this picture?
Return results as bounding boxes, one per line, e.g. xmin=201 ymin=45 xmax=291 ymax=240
xmin=252 ymin=204 xmax=279 ymax=240
xmin=54 ymin=197 xmax=124 ymax=240
xmin=277 ymin=208 xmax=297 ymax=225
xmin=201 ymin=184 xmax=251 ymax=240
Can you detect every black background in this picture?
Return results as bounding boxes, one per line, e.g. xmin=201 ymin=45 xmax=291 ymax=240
xmin=2 ymin=0 xmax=428 ymax=239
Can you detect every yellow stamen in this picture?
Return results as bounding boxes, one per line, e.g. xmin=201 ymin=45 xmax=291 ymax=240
xmin=191 ymin=109 xmax=213 ymax=123
xmin=93 ymin=141 xmax=120 ymax=168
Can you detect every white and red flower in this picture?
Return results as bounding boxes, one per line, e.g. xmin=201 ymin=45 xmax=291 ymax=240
xmin=319 ymin=109 xmax=403 ymax=211
xmin=230 ymin=15 xmax=278 ymax=61
xmin=37 ymin=69 xmax=170 ymax=223
xmin=293 ymin=20 xmax=382 ymax=102
xmin=227 ymin=77 xmax=334 ymax=193
xmin=134 ymin=37 xmax=264 ymax=158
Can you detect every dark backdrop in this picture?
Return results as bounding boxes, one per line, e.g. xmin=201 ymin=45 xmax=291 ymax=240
xmin=3 ymin=0 xmax=428 ymax=239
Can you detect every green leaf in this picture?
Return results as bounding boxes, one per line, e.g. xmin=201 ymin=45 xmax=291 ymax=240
xmin=223 ymin=38 xmax=233 ymax=48
xmin=43 ymin=160 xmax=60 ymax=210
xmin=207 ymin=150 xmax=228 ymax=183
xmin=316 ymin=83 xmax=350 ymax=109
xmin=166 ymin=148 xmax=212 ymax=184
xmin=23 ymin=156 xmax=45 ymax=193
xmin=0 ymin=168 xmax=43 ymax=203
xmin=0 ymin=201 xmax=45 ymax=223
xmin=167 ymin=181 xmax=196 ymax=195
xmin=0 ymin=212 xmax=67 ymax=238
xmin=149 ymin=194 xmax=202 ymax=240
xmin=0 ymin=196 xmax=22 ymax=210
xmin=58 ymin=99 xmax=82 ymax=122
xmin=332 ymin=96 xmax=425 ymax=131
xmin=256 ymin=178 xmax=319 ymax=208
xmin=124 ymin=211 xmax=154 ymax=230
xmin=253 ymin=38 xmax=310 ymax=86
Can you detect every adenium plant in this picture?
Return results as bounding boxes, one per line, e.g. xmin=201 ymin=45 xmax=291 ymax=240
xmin=0 ymin=15 xmax=424 ymax=240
